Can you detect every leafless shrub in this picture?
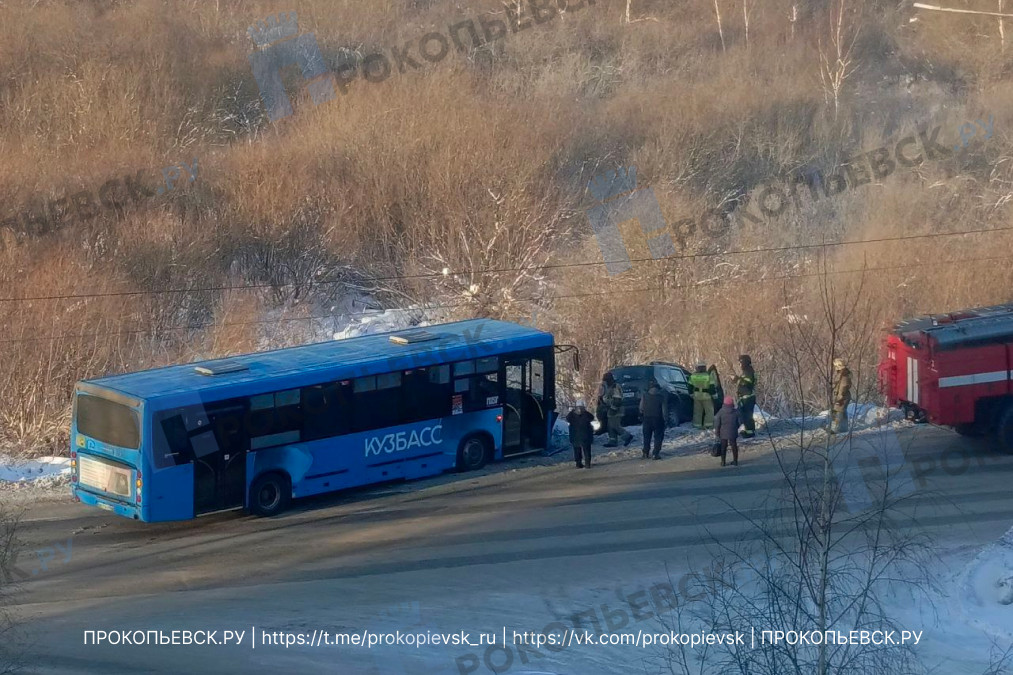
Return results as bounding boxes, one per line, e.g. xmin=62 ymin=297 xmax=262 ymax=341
xmin=654 ymin=274 xmax=936 ymax=675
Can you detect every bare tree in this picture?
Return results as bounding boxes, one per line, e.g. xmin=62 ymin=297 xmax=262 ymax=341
xmin=818 ymin=0 xmax=862 ymax=121
xmin=713 ymin=0 xmax=727 ymax=52
xmin=623 ymin=0 xmax=659 ymax=25
xmin=653 ymin=269 xmax=939 ymax=675
xmin=1002 ymin=0 xmax=1007 ymax=52
xmin=743 ymin=0 xmax=751 ymax=48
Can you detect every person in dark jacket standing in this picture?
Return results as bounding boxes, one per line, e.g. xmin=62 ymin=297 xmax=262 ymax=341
xmin=733 ymin=355 xmax=757 ymax=439
xmin=603 ymin=373 xmax=633 ymax=448
xmin=713 ymin=396 xmax=741 ymax=466
xmin=708 ymin=365 xmax=724 ymax=416
xmin=566 ymin=400 xmax=594 ymax=468
xmin=639 ymin=378 xmax=669 ymax=460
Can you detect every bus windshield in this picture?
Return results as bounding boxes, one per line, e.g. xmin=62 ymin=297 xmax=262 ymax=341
xmin=76 ymin=394 xmax=141 ymax=449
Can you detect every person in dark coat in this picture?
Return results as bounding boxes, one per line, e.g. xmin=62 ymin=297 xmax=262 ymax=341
xmin=713 ymin=396 xmax=741 ymax=467
xmin=708 ymin=365 xmax=724 ymax=416
xmin=603 ymin=373 xmax=633 ymax=448
xmin=639 ymin=378 xmax=669 ymax=460
xmin=566 ymin=400 xmax=595 ymax=468
xmin=733 ymin=355 xmax=757 ymax=438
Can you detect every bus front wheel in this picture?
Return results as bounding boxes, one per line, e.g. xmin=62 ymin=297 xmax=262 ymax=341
xmin=249 ymin=472 xmax=291 ymax=517
xmin=457 ymin=436 xmax=489 ymax=472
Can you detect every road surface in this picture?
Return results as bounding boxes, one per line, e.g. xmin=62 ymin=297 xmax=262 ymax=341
xmin=6 ymin=423 xmax=1012 ymax=674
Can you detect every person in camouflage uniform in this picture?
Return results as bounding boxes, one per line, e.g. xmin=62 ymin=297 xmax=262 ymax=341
xmin=603 ymin=372 xmax=633 ymax=447
xmin=831 ymin=358 xmax=852 ymax=434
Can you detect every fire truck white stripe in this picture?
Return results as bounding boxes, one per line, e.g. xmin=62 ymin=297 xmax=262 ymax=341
xmin=937 ymin=370 xmax=1009 ymax=388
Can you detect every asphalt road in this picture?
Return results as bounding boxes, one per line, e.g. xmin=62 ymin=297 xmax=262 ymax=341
xmin=6 ymin=423 xmax=1012 ymax=674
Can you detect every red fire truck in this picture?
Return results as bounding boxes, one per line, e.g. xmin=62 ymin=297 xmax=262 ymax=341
xmin=881 ymin=303 xmax=1013 ymax=452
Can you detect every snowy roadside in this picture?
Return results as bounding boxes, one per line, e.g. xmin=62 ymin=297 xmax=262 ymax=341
xmin=0 ymin=454 xmax=71 ymax=504
xmin=959 ymin=526 xmax=1013 ymax=643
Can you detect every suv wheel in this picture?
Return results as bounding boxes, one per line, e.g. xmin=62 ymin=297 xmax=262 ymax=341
xmin=666 ymin=402 xmax=682 ymax=427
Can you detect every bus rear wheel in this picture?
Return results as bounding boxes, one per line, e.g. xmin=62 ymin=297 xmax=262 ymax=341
xmin=250 ymin=472 xmax=291 ymax=517
xmin=457 ymin=436 xmax=489 ymax=472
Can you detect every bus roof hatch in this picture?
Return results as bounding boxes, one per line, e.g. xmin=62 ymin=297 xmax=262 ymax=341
xmin=389 ymin=329 xmax=443 ymax=345
xmin=193 ymin=359 xmax=250 ymax=376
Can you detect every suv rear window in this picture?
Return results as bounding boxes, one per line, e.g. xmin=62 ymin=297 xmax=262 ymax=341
xmin=76 ymin=394 xmax=141 ymax=450
xmin=612 ymin=366 xmax=653 ymax=382
xmin=657 ymin=367 xmax=687 ymax=385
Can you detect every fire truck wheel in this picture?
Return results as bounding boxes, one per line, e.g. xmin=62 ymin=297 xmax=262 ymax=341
xmin=995 ymin=404 xmax=1013 ymax=454
xmin=955 ymin=423 xmax=984 ymax=437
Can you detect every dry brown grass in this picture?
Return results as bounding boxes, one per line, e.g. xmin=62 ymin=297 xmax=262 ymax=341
xmin=1 ymin=0 xmax=1013 ymax=449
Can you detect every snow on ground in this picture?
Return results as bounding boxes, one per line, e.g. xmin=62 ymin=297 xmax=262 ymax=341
xmin=878 ymin=528 xmax=1013 ymax=673
xmin=0 ymin=454 xmax=71 ymax=490
xmin=330 ymin=305 xmax=438 ymax=341
xmin=960 ymin=526 xmax=1013 ymax=642
xmin=254 ymin=292 xmax=453 ymax=350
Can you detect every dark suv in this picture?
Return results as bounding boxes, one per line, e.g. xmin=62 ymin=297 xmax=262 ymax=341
xmin=608 ymin=362 xmax=693 ymax=426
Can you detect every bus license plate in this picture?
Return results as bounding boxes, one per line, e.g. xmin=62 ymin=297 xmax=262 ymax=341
xmin=97 ymin=503 xmax=114 ymax=512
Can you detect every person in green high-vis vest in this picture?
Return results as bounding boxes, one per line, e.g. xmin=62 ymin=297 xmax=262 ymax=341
xmin=689 ymin=362 xmax=715 ymax=430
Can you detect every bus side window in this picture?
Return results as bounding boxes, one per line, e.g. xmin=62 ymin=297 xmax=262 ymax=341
xmin=154 ymin=412 xmax=196 ymax=469
xmin=403 ymin=367 xmax=451 ymax=423
xmin=529 ymin=359 xmax=545 ymax=400
xmin=301 ymin=382 xmax=352 ymax=441
xmin=454 ymin=357 xmax=500 ymax=412
xmin=351 ymin=373 xmax=403 ymax=432
xmin=248 ymin=389 xmax=303 ymax=450
xmin=429 ymin=364 xmax=450 ymax=385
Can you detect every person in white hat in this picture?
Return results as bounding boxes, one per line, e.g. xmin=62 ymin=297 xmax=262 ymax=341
xmin=566 ymin=399 xmax=595 ymax=468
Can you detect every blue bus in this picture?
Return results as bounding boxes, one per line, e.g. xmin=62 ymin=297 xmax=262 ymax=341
xmin=70 ymin=319 xmax=572 ymax=521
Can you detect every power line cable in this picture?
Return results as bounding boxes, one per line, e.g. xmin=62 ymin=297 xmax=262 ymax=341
xmin=3 ymin=252 xmax=1008 ymax=345
xmin=0 ymin=224 xmax=1009 ymax=303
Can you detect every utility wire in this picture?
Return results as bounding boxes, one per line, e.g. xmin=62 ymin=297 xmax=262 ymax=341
xmin=2 ymin=252 xmax=1008 ymax=345
xmin=0 ymin=224 xmax=1009 ymax=304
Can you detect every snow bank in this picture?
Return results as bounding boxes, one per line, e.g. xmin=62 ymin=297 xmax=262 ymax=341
xmin=0 ymin=455 xmax=71 ymax=485
xmin=960 ymin=526 xmax=1013 ymax=642
xmin=810 ymin=403 xmax=902 ymax=428
xmin=331 ymin=306 xmax=433 ymax=341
